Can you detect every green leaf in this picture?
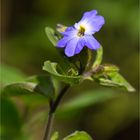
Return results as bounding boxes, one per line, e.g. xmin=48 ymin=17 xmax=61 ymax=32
xmin=43 ymin=61 xmax=81 ymax=85
xmin=51 ymin=132 xmax=59 ymax=140
xmin=102 ymin=72 xmax=135 ymax=92
xmin=63 ymin=131 xmax=93 ymax=140
xmin=92 ymin=65 xmax=135 ymax=92
xmin=0 ymin=98 xmax=22 ymax=140
xmin=92 ymin=46 xmax=103 ymax=68
xmin=2 ymin=75 xmax=55 ymax=98
xmin=45 ymin=27 xmax=59 ymax=46
xmin=0 ymin=64 xmax=26 ymax=87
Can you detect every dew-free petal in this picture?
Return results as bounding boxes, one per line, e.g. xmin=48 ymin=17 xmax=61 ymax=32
xmin=57 ymin=36 xmax=74 ymax=48
xmin=57 ymin=10 xmax=104 ymax=57
xmin=79 ymin=10 xmax=98 ymax=23
xmin=61 ymin=26 xmax=77 ymax=36
xmin=74 ymin=10 xmax=105 ymax=35
xmin=86 ymin=15 xmax=105 ymax=34
xmin=75 ymin=38 xmax=85 ymax=54
xmin=65 ymin=38 xmax=79 ymax=57
xmin=84 ymin=35 xmax=100 ymax=50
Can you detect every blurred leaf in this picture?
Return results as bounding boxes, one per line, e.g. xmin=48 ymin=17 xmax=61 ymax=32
xmin=45 ymin=27 xmax=60 ymax=46
xmin=57 ymin=89 xmax=118 ymax=117
xmin=63 ymin=131 xmax=93 ymax=140
xmin=43 ymin=61 xmax=81 ymax=85
xmin=0 ymin=64 xmax=26 ymax=87
xmin=2 ymin=75 xmax=54 ymax=98
xmin=51 ymin=132 xmax=59 ymax=140
xmin=27 ymin=75 xmax=55 ymax=98
xmin=0 ymin=98 xmax=22 ymax=140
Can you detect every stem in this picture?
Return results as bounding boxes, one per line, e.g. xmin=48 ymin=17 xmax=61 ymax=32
xmin=43 ymin=85 xmax=70 ymax=140
xmin=51 ymin=85 xmax=70 ymax=113
xmin=43 ymin=112 xmax=54 ymax=140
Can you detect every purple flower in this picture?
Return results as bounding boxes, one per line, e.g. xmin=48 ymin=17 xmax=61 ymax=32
xmin=57 ymin=10 xmax=105 ymax=57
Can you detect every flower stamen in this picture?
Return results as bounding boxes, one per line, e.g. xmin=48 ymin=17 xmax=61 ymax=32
xmin=77 ymin=26 xmax=85 ymax=37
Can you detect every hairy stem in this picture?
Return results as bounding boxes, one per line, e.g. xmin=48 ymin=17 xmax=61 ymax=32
xmin=43 ymin=85 xmax=70 ymax=140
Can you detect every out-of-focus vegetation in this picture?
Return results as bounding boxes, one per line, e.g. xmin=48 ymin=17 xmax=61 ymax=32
xmin=1 ymin=0 xmax=139 ymax=140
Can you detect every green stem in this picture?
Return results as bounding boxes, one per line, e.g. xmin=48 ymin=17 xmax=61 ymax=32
xmin=43 ymin=85 xmax=70 ymax=140
xmin=51 ymin=85 xmax=70 ymax=113
xmin=43 ymin=112 xmax=54 ymax=140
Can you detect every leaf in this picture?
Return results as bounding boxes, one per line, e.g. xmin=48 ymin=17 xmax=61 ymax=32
xmin=63 ymin=131 xmax=93 ymax=140
xmin=83 ymin=64 xmax=136 ymax=92
xmin=0 ymin=98 xmax=22 ymax=140
xmin=43 ymin=61 xmax=81 ymax=85
xmin=0 ymin=64 xmax=26 ymax=87
xmin=92 ymin=46 xmax=103 ymax=68
xmin=45 ymin=27 xmax=59 ymax=46
xmin=93 ymin=69 xmax=135 ymax=92
xmin=2 ymin=75 xmax=55 ymax=98
xmin=27 ymin=75 xmax=55 ymax=98
xmin=107 ymin=72 xmax=135 ymax=92
xmin=51 ymin=132 xmax=59 ymax=140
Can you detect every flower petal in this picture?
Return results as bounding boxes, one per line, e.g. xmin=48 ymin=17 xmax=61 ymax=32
xmin=61 ymin=26 xmax=77 ymax=37
xmin=80 ymin=10 xmax=98 ymax=22
xmin=86 ymin=15 xmax=105 ymax=34
xmin=74 ymin=10 xmax=105 ymax=35
xmin=84 ymin=35 xmax=100 ymax=50
xmin=65 ymin=38 xmax=79 ymax=57
xmin=75 ymin=38 xmax=85 ymax=54
xmin=57 ymin=36 xmax=74 ymax=48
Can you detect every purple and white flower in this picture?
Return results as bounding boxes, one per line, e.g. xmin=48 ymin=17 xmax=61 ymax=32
xmin=57 ymin=10 xmax=105 ymax=57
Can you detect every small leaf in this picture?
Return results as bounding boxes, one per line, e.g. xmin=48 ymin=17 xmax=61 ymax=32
xmin=43 ymin=61 xmax=81 ymax=85
xmin=51 ymin=132 xmax=59 ymax=140
xmin=2 ymin=75 xmax=55 ymax=98
xmin=45 ymin=27 xmax=59 ymax=46
xmin=93 ymin=68 xmax=135 ymax=92
xmin=92 ymin=46 xmax=103 ymax=68
xmin=106 ymin=72 xmax=135 ymax=92
xmin=101 ymin=64 xmax=119 ymax=73
xmin=63 ymin=131 xmax=93 ymax=140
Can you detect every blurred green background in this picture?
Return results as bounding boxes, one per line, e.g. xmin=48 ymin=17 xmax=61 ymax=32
xmin=1 ymin=0 xmax=139 ymax=140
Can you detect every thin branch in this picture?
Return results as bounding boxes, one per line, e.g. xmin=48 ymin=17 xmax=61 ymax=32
xmin=43 ymin=84 xmax=70 ymax=140
xmin=51 ymin=84 xmax=70 ymax=113
xmin=43 ymin=112 xmax=54 ymax=140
